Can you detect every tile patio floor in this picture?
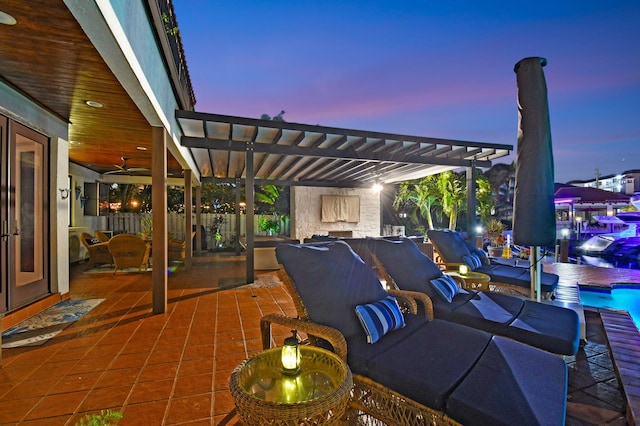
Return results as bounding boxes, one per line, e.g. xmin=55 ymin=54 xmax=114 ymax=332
xmin=0 ymin=253 xmax=639 ymax=425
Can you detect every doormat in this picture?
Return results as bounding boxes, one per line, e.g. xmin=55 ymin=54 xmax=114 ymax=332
xmin=2 ymin=299 xmax=104 ymax=349
xmin=218 ymin=275 xmax=281 ymax=289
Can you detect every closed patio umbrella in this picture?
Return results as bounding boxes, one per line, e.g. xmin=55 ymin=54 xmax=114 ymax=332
xmin=512 ymin=57 xmax=556 ymax=301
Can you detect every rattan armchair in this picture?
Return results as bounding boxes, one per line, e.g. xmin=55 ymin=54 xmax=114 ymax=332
xmin=107 ymin=234 xmax=150 ymax=274
xmin=94 ymin=230 xmax=110 ymax=242
xmin=80 ymin=232 xmax=113 ymax=270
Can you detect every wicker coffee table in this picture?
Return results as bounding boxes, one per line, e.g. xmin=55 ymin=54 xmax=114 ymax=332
xmin=230 ymin=346 xmax=353 ymax=425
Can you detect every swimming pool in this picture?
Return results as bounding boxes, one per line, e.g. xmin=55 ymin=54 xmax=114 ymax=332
xmin=579 ymin=284 xmax=640 ymax=330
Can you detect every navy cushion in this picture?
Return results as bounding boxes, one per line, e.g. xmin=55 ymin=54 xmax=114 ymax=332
xmin=427 ymin=229 xmax=471 ymax=263
xmin=437 ymin=291 xmax=524 ymax=334
xmin=430 ymin=274 xmax=460 ymax=303
xmin=447 ymin=336 xmax=568 ymax=426
xmin=346 ymin=314 xmax=430 ymax=374
xmin=276 ymin=241 xmax=388 ymax=339
xmin=367 ymin=237 xmax=443 ymax=299
xmin=365 ymin=318 xmax=492 ymax=410
xmin=508 ymin=300 xmax=580 ymax=355
xmin=355 ymin=296 xmax=405 ymax=343
xmin=476 ymin=264 xmax=559 ymax=293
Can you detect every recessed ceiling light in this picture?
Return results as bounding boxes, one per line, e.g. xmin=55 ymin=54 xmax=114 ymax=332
xmin=84 ymin=100 xmax=103 ymax=108
xmin=136 ymin=146 xmax=148 ymax=151
xmin=0 ymin=11 xmax=17 ymax=25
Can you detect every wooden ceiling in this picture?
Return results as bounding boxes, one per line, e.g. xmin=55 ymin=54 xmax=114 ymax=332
xmin=0 ymin=0 xmax=185 ymax=178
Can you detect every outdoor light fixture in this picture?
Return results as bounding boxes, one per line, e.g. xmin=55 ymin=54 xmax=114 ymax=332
xmin=372 ymin=182 xmax=382 ymax=192
xmin=84 ymin=100 xmax=103 ymax=108
xmin=561 ymin=228 xmax=570 ymax=239
xmin=475 ymin=225 xmax=483 ymax=235
xmin=58 ymin=188 xmax=70 ymax=200
xmin=0 ymin=11 xmax=17 ymax=25
xmin=459 ymin=264 xmax=469 ymax=275
xmin=281 ymin=330 xmax=300 ymax=376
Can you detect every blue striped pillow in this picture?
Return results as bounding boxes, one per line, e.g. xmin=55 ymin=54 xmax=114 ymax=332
xmin=355 ymin=296 xmax=406 ymax=344
xmin=462 ymin=253 xmax=482 ymax=270
xmin=430 ymin=274 xmax=460 ymax=303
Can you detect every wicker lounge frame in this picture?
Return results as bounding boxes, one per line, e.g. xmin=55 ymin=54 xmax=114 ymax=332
xmin=261 ymin=265 xmax=460 ymax=426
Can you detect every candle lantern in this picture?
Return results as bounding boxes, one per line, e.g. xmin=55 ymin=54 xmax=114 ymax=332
xmin=281 ymin=330 xmax=300 ymax=375
xmin=459 ymin=264 xmax=469 ymax=275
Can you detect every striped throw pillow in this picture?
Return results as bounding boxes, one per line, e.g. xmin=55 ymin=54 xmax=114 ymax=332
xmin=430 ymin=274 xmax=460 ymax=303
xmin=355 ymin=296 xmax=406 ymax=344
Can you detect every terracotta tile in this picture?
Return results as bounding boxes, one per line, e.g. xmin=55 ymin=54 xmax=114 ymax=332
xmin=69 ymin=356 xmax=113 ymax=374
xmin=0 ymin=397 xmax=40 ymax=423
xmin=147 ymin=348 xmax=182 ymax=365
xmin=24 ymin=390 xmax=86 ymax=420
xmin=3 ymin=377 xmax=60 ymax=400
xmin=94 ymin=367 xmax=139 ymax=388
xmin=51 ymin=371 xmax=103 ymax=394
xmin=178 ymin=358 xmax=213 ymax=377
xmin=165 ymin=394 xmax=212 ymax=424
xmin=120 ymin=401 xmax=168 ymax=425
xmin=78 ymin=385 xmax=130 ymax=412
xmin=213 ymin=389 xmax=236 ymax=417
xmin=182 ymin=344 xmax=215 ymax=361
xmin=109 ymin=352 xmax=149 ymax=370
xmin=138 ymin=363 xmax=178 ymax=382
xmin=128 ymin=379 xmax=175 ymax=404
xmin=173 ymin=373 xmax=213 ymax=398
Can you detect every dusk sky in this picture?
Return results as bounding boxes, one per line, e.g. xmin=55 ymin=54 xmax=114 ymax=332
xmin=174 ymin=1 xmax=640 ymax=184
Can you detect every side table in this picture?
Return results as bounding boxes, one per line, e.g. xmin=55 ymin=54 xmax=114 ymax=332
xmin=447 ymin=270 xmax=491 ymax=291
xmin=230 ymin=346 xmax=353 ymax=425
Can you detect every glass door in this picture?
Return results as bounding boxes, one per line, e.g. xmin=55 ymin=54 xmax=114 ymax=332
xmin=2 ymin=119 xmax=49 ymax=310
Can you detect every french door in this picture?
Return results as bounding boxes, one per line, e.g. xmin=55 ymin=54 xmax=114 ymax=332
xmin=0 ymin=116 xmax=49 ymax=313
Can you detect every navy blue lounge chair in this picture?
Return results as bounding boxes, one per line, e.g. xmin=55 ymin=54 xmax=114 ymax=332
xmin=269 ymin=240 xmax=568 ymax=426
xmin=368 ymin=237 xmax=580 ymax=356
xmin=427 ymin=229 xmax=559 ymax=298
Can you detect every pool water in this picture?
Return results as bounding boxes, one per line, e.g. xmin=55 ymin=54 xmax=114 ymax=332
xmin=580 ymin=286 xmax=640 ymax=330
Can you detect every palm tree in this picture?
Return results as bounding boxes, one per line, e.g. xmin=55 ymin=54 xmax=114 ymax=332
xmin=393 ymin=175 xmax=440 ymax=230
xmin=475 ymin=174 xmax=495 ymax=223
xmin=437 ymin=171 xmax=466 ymax=230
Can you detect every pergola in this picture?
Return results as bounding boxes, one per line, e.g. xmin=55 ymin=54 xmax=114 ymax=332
xmin=176 ymin=110 xmax=513 ymax=281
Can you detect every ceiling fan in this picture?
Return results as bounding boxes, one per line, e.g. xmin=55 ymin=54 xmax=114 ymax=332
xmin=103 ymin=157 xmax=148 ymax=175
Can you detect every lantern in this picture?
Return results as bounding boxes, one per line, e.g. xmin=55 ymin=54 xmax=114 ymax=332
xmin=281 ymin=330 xmax=300 ymax=375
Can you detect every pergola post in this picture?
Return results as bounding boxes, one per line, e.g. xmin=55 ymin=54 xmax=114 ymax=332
xmin=195 ymin=185 xmax=202 ymax=255
xmin=184 ymin=170 xmax=193 ymax=269
xmin=466 ymin=162 xmax=477 ymax=241
xmin=152 ymin=127 xmax=168 ymax=314
xmin=245 ymin=145 xmax=255 ymax=283
xmin=235 ymin=179 xmax=242 ymax=256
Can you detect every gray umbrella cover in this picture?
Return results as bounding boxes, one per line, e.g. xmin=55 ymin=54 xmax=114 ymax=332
xmin=512 ymin=57 xmax=556 ymax=247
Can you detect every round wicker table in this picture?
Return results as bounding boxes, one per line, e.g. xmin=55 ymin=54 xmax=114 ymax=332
xmin=229 ymin=346 xmax=353 ymax=425
xmin=448 ymin=270 xmax=491 ymax=291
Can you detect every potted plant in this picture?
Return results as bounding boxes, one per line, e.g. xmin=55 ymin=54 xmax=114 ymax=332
xmin=259 ymin=214 xmax=280 ymax=236
xmin=139 ymin=216 xmax=153 ymax=240
xmin=485 ymin=219 xmax=506 ymax=257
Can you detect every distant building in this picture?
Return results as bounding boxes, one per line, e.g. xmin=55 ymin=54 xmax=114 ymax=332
xmin=566 ymin=169 xmax=640 ymax=195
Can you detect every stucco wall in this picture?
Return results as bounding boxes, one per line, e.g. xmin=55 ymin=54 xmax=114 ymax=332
xmin=291 ymin=186 xmax=381 ymax=240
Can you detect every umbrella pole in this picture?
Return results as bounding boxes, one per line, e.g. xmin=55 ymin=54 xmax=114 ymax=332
xmin=529 ymin=246 xmax=542 ymax=302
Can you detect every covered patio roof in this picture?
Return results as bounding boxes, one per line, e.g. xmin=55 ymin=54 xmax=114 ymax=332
xmin=176 ymin=111 xmax=513 ymax=187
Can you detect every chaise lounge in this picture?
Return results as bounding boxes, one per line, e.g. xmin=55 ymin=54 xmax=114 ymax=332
xmin=427 ymin=229 xmax=559 ymax=298
xmin=368 ymin=237 xmax=580 ymax=356
xmin=265 ymin=240 xmax=568 ymax=425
